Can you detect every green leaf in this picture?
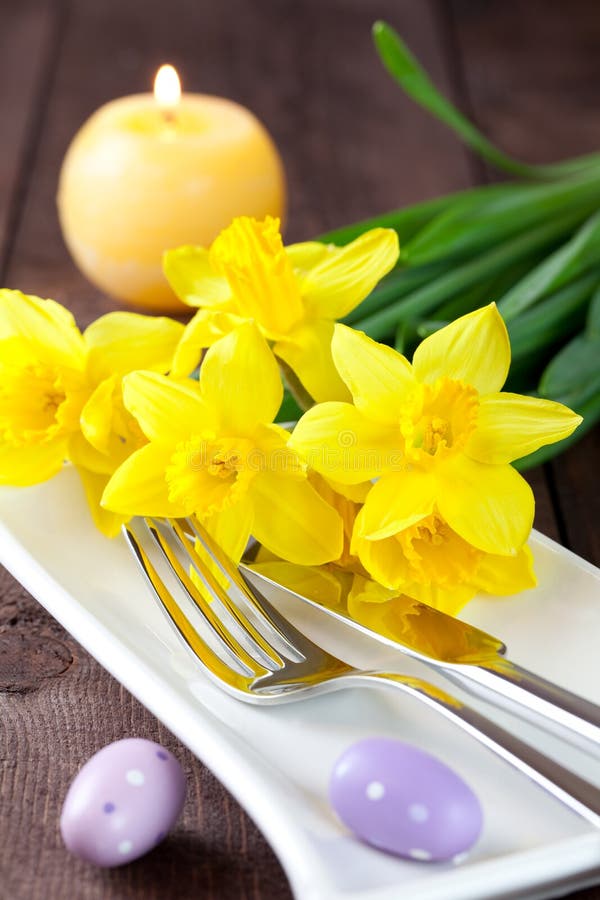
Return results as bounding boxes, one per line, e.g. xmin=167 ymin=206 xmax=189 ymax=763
xmin=352 ymin=211 xmax=583 ymax=341
xmin=316 ymin=194 xmax=453 ymax=247
xmin=316 ymin=182 xmax=521 ymax=248
xmin=539 ymin=332 xmax=600 ymax=408
xmin=403 ymin=173 xmax=600 ymax=266
xmin=373 ymin=20 xmax=600 ymax=181
xmin=586 ymin=285 xmax=600 ymax=337
xmin=507 ymin=269 xmax=598 ymax=363
xmin=498 ymin=210 xmax=600 ymax=321
xmin=342 ymin=261 xmax=448 ymax=325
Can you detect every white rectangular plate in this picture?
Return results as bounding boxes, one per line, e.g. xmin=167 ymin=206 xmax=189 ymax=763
xmin=1 ymin=467 xmax=600 ymax=900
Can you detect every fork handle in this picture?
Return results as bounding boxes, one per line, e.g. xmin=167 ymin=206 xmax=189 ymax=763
xmin=445 ymin=660 xmax=600 ymax=755
xmin=358 ymin=671 xmax=600 ymax=828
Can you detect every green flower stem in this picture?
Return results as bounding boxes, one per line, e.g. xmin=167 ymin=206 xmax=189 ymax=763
xmin=277 ymin=358 xmax=315 ymax=412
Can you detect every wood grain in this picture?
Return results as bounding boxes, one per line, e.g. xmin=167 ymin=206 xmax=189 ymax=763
xmin=0 ymin=0 xmax=598 ymax=898
xmin=0 ymin=0 xmax=59 ymax=276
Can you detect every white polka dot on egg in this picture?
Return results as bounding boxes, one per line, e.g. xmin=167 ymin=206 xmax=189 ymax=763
xmin=118 ymin=839 xmax=133 ymax=855
xmin=365 ymin=781 xmax=385 ymax=800
xmin=409 ymin=848 xmax=432 ymax=861
xmin=408 ymin=802 xmax=430 ymax=823
xmin=125 ymin=769 xmax=145 ymax=787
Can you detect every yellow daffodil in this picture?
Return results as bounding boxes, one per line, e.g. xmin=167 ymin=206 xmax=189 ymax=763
xmin=351 ymin=509 xmax=536 ymax=614
xmin=254 ymin=474 xmax=536 ymax=616
xmin=0 ymin=290 xmax=184 ymax=535
xmin=163 ymin=215 xmax=399 ymax=403
xmin=290 ymin=304 xmax=582 ymax=557
xmin=101 ymin=322 xmax=344 ymax=565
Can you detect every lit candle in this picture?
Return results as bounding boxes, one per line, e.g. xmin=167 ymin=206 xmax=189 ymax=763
xmin=57 ymin=65 xmax=286 ymax=311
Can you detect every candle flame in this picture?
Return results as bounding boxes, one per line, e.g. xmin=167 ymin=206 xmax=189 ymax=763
xmin=154 ymin=64 xmax=181 ymax=114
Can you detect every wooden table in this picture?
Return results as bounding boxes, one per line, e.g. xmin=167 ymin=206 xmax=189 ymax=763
xmin=1 ymin=1 xmax=599 ymax=897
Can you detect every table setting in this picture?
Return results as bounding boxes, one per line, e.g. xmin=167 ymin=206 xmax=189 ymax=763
xmin=1 ymin=2 xmax=600 ymax=898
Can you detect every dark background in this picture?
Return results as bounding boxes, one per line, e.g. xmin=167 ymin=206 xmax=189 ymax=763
xmin=1 ymin=1 xmax=599 ymax=897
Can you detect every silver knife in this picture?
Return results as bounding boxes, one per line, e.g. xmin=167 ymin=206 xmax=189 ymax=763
xmin=241 ymin=558 xmax=600 ymax=756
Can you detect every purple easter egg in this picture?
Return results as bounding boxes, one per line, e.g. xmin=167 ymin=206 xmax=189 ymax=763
xmin=330 ymin=738 xmax=483 ymax=862
xmin=60 ymin=738 xmax=186 ymax=867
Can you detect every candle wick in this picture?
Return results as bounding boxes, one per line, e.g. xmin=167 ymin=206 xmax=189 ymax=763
xmin=161 ymin=108 xmax=177 ymax=124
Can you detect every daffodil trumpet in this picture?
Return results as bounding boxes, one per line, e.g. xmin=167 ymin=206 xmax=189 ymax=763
xmin=163 ymin=214 xmax=399 ymax=407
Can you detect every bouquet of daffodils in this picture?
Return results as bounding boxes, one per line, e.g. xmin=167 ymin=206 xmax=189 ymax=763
xmin=0 ymin=215 xmax=581 ymax=622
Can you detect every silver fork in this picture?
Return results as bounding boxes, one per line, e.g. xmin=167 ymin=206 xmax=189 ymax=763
xmin=124 ymin=516 xmax=600 ymax=829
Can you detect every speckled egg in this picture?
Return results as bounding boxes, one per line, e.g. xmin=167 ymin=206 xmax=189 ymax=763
xmin=60 ymin=738 xmax=186 ymax=867
xmin=330 ymin=738 xmax=483 ymax=862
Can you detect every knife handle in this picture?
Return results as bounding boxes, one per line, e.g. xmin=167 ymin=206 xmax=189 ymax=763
xmin=448 ymin=659 xmax=600 ymax=755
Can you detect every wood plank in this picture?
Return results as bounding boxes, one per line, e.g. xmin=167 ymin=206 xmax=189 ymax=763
xmin=0 ymin=0 xmax=57 ymax=271
xmin=0 ymin=1 xmax=475 ymax=898
xmin=448 ymin=0 xmax=600 ymax=573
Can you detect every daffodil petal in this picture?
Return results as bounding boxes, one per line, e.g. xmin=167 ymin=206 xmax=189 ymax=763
xmin=83 ymin=311 xmax=184 ymax=381
xmin=200 ymin=322 xmax=283 ymax=434
xmin=101 ymin=442 xmax=187 ymax=517
xmin=163 ymin=246 xmax=232 ymax=307
xmin=274 ymin=319 xmax=351 ymax=403
xmin=412 ymin=304 xmax=510 ymax=394
xmin=437 ymin=455 xmax=534 ymax=556
xmin=171 ymin=308 xmax=250 ymax=378
xmin=332 ymin=323 xmax=416 ymax=422
xmin=466 ymin=392 xmax=583 ymax=464
xmin=251 ymin=560 xmax=345 ymax=608
xmin=0 ymin=290 xmax=86 ymax=368
xmin=77 ymin=467 xmax=128 ymax=538
xmin=250 ymin=470 xmax=344 ymax=565
xmin=347 ymin=574 xmax=398 ymax=605
xmin=347 ymin=580 xmax=472 ymax=634
xmin=313 ymin=473 xmax=372 ymax=503
xmin=122 ymin=371 xmax=211 ymax=442
xmin=80 ymin=375 xmax=117 ymax=454
xmin=290 ymin=402 xmax=398 ymax=484
xmin=0 ymin=440 xmax=66 ymax=486
xmin=473 ymin=544 xmax=537 ymax=595
xmin=202 ymin=496 xmax=254 ymax=564
xmin=352 ymin=532 xmax=409 ymax=589
xmin=252 ymin=423 xmax=306 ymax=480
xmin=298 ymin=229 xmax=399 ymax=319
xmin=68 ymin=431 xmax=114 ymax=474
xmin=403 ymin=581 xmax=477 ymax=616
xmin=356 ymin=469 xmax=436 ymax=540
xmin=286 ymin=241 xmax=332 ymax=274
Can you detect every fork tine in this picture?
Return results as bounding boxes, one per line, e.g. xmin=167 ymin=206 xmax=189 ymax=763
xmin=175 ymin=517 xmax=307 ymax=663
xmin=124 ymin=522 xmax=270 ymax=683
xmin=147 ymin=518 xmax=283 ymax=671
xmin=185 ymin=517 xmax=312 ymax=661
